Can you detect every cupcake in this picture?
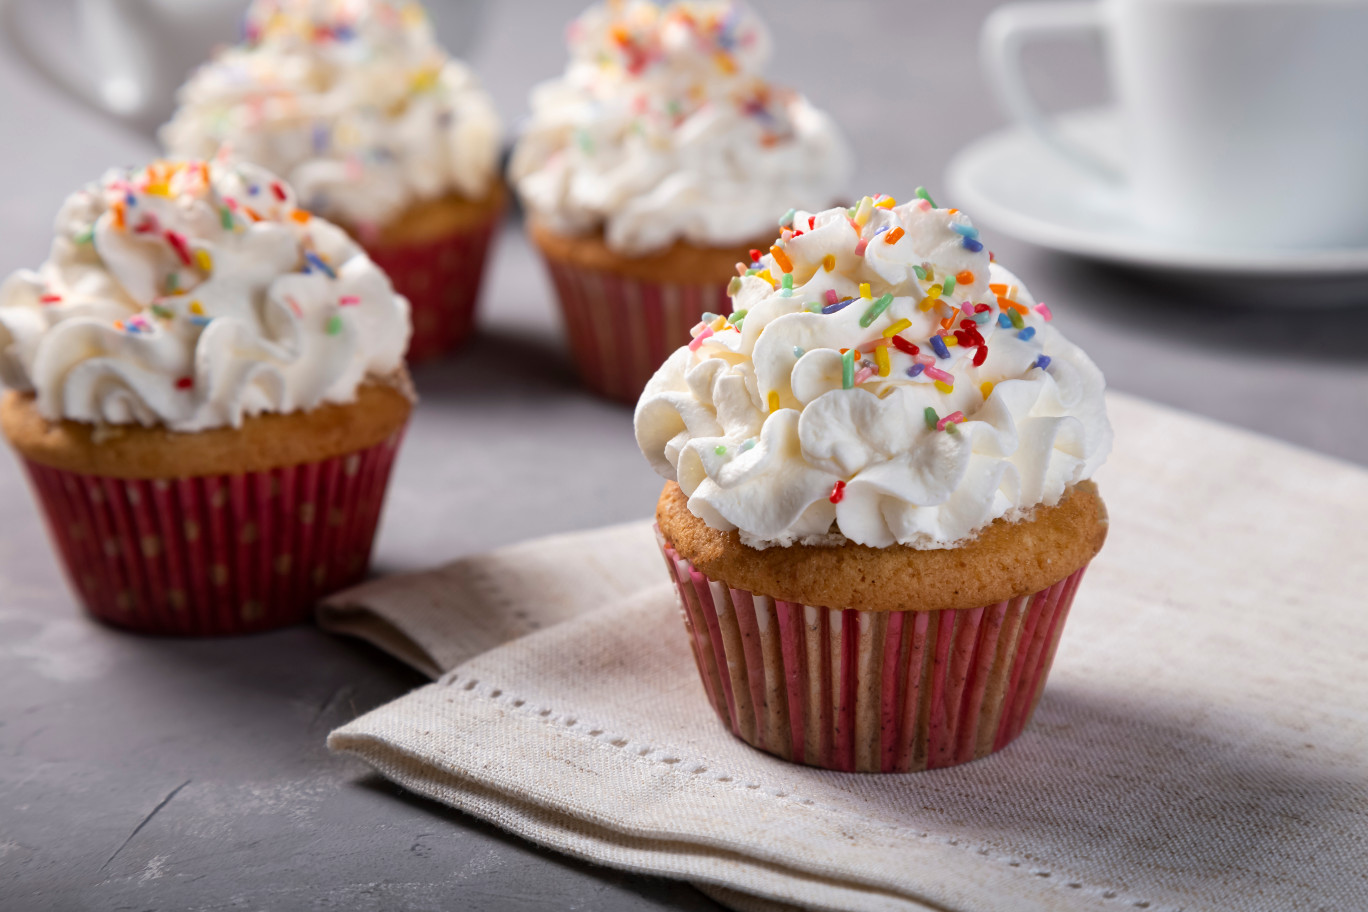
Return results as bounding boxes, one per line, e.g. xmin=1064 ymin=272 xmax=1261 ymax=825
xmin=635 ymin=192 xmax=1112 ymax=772
xmin=161 ymin=0 xmax=503 ymax=362
xmin=509 ymin=0 xmax=852 ymax=403
xmin=0 ymin=159 xmax=413 ymax=636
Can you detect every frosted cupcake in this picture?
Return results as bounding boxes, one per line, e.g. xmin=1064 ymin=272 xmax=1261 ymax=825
xmin=0 ymin=159 xmax=413 ymax=636
xmin=162 ymin=0 xmax=503 ymax=361
xmin=636 ymin=192 xmax=1111 ymax=772
xmin=510 ymin=0 xmax=852 ymax=403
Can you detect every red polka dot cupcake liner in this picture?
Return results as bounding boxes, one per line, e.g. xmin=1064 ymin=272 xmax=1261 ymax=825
xmin=19 ymin=429 xmax=406 ymax=637
xmin=540 ymin=258 xmax=732 ymax=404
xmin=362 ymin=213 xmax=501 ymax=363
xmin=657 ymin=529 xmax=1089 ymax=773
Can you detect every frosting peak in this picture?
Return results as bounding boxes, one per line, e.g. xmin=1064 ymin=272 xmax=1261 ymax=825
xmin=0 ymin=159 xmax=411 ymax=432
xmin=161 ymin=0 xmax=501 ymax=229
xmin=634 ymin=194 xmax=1112 ymax=549
xmin=509 ymin=0 xmax=853 ymax=255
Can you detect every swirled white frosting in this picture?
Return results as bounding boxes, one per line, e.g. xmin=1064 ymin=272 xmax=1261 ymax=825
xmin=161 ymin=0 xmax=501 ymax=230
xmin=635 ymin=195 xmax=1112 ymax=549
xmin=0 ymin=159 xmax=411 ymax=432
xmin=508 ymin=0 xmax=853 ymax=255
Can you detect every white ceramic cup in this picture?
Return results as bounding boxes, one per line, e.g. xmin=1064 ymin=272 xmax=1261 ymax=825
xmin=982 ymin=0 xmax=1368 ymax=249
xmin=0 ymin=0 xmax=486 ymax=137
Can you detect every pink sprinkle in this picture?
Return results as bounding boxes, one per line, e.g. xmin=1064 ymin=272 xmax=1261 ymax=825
xmin=853 ymin=366 xmax=874 ymax=385
xmin=916 ymin=199 xmax=932 ymax=212
xmin=924 ymin=365 xmax=954 ymax=383
xmin=824 ymin=289 xmax=839 ymax=305
xmin=688 ymin=326 xmax=714 ymax=351
xmin=1036 ymin=303 xmax=1053 ymax=321
xmin=961 ymin=302 xmax=974 ymax=316
xmin=285 ymin=296 xmax=302 ymax=317
xmin=916 ymin=353 xmax=936 ymax=366
xmin=854 ymin=238 xmax=870 ymax=257
xmin=936 ymin=410 xmax=966 ymax=432
xmin=338 ymin=295 xmax=360 ymax=306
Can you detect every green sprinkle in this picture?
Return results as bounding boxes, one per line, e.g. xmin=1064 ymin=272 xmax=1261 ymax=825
xmin=576 ymin=130 xmax=594 ymax=154
xmin=946 ymin=422 xmax=960 ymax=435
xmin=924 ymin=407 xmax=939 ymax=431
xmin=847 ymin=206 xmax=857 ymax=217
xmin=727 ymin=276 xmax=742 ymax=295
xmin=859 ymin=293 xmax=895 ymax=328
xmin=1009 ymin=309 xmax=1025 ymax=329
xmin=714 ymin=445 xmax=727 ymax=455
xmin=727 ymin=309 xmax=747 ymax=324
xmin=806 ymin=302 xmax=822 ymax=313
xmin=150 ymin=305 xmax=173 ymax=320
xmin=793 ymin=346 xmax=805 ymax=359
xmin=942 ymin=275 xmax=956 ymax=295
xmin=220 ymin=207 xmax=234 ymax=230
xmin=165 ymin=272 xmax=179 ymax=293
xmin=779 ymin=208 xmax=796 ymax=227
xmin=915 ymin=186 xmax=937 ymax=208
xmin=913 ymin=264 xmax=927 ymax=280
xmin=327 ymin=315 xmax=343 ymax=335
xmin=781 ymin=274 xmax=793 ymax=290
xmin=74 ymin=226 xmax=95 ymax=245
xmin=746 ymin=268 xmax=759 ymax=276
xmin=842 ymin=349 xmax=855 ymax=390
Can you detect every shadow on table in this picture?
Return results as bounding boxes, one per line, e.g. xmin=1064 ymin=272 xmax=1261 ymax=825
xmin=408 ymin=324 xmax=589 ymax=404
xmin=1047 ymin=255 xmax=1368 ymax=363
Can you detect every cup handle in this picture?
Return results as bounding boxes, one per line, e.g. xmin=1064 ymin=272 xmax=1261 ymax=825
xmin=0 ymin=0 xmax=159 ymax=131
xmin=981 ymin=2 xmax=1120 ymax=182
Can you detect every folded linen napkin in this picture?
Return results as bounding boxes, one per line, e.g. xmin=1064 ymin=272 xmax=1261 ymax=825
xmin=321 ymin=393 xmax=1368 ymax=912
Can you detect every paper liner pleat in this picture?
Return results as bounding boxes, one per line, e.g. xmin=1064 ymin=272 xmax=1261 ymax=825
xmin=658 ymin=532 xmax=1088 ymax=773
xmin=363 ymin=213 xmax=501 ymax=363
xmin=540 ymin=256 xmax=732 ymax=404
xmin=21 ymin=429 xmax=406 ymax=636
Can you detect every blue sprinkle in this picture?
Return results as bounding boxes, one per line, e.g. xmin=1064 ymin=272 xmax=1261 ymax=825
xmin=951 ymin=223 xmax=979 ymax=240
xmin=304 ymin=251 xmax=336 ymax=278
xmin=188 ymin=315 xmax=213 ymax=327
xmin=906 ymin=363 xmax=926 ymax=378
xmin=962 ymin=237 xmax=984 ymax=253
xmin=973 ymin=310 xmax=993 ymax=325
xmin=870 ymin=225 xmax=891 ymax=238
xmin=821 ymin=298 xmax=854 ymax=315
xmin=930 ymin=336 xmax=951 ymax=359
xmin=1034 ymin=355 xmax=1052 ymax=371
xmin=997 ymin=313 xmax=1013 ymax=328
xmin=249 ymin=185 xmax=260 ymax=196
xmin=126 ymin=192 xmax=136 ymax=206
xmin=1017 ymin=327 xmax=1036 ymax=341
xmin=740 ymin=438 xmax=756 ymax=452
xmin=793 ymin=347 xmax=805 ymax=359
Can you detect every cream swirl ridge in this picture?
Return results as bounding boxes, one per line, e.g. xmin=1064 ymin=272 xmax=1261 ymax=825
xmin=634 ymin=193 xmax=1112 ymax=549
xmin=508 ymin=0 xmax=853 ymax=255
xmin=0 ymin=159 xmax=410 ymax=432
xmin=161 ymin=0 xmax=501 ymax=229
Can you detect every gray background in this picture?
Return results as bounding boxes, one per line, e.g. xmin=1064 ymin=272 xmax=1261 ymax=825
xmin=1 ymin=1 xmax=1364 ymax=910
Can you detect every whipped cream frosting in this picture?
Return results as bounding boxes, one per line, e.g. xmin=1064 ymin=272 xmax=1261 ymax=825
xmin=162 ymin=0 xmax=501 ymax=229
xmin=509 ymin=0 xmax=853 ymax=255
xmin=0 ymin=159 xmax=411 ymax=432
xmin=635 ymin=193 xmax=1112 ymax=550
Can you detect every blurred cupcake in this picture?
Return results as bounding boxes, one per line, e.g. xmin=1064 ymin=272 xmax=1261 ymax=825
xmin=636 ymin=193 xmax=1112 ymax=772
xmin=510 ymin=0 xmax=852 ymax=403
xmin=0 ymin=159 xmax=413 ymax=636
xmin=162 ymin=0 xmax=503 ymax=361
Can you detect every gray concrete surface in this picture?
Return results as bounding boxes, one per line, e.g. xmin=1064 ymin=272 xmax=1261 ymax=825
xmin=2 ymin=1 xmax=1366 ymax=910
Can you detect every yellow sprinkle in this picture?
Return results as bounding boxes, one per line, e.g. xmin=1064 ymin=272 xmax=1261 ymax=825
xmin=409 ymin=67 xmax=440 ymax=93
xmin=918 ymin=297 xmax=936 ymax=312
xmin=710 ymin=315 xmax=728 ymax=331
xmin=767 ymin=390 xmax=780 ymax=413
xmin=934 ymin=381 xmax=954 ymax=394
xmin=188 ymin=300 xmax=205 ymax=316
xmin=874 ymin=196 xmax=896 ymax=209
xmin=874 ymin=345 xmax=890 ymax=377
xmin=714 ymin=51 xmax=737 ymax=74
xmin=945 ymin=336 xmax=958 ymax=347
xmin=144 ymin=182 xmax=171 ymax=198
xmin=853 ymin=195 xmax=874 ymax=227
xmin=883 ymin=318 xmax=912 ymax=338
xmin=194 ymin=250 xmax=213 ymax=273
xmin=980 ymin=381 xmax=995 ymax=399
xmin=927 ymin=284 xmax=943 ymax=300
xmin=822 ymin=254 xmax=836 ymax=272
xmin=859 ymin=283 xmax=871 ymax=299
xmin=755 ymin=269 xmax=776 ymax=287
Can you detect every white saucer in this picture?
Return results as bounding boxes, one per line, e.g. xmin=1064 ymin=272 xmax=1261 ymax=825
xmin=945 ymin=109 xmax=1368 ymax=277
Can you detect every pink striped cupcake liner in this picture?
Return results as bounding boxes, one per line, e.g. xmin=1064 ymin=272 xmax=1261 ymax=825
xmin=539 ymin=257 xmax=733 ymax=404
xmin=362 ymin=210 xmax=501 ymax=363
xmin=19 ymin=428 xmax=406 ymax=637
xmin=657 ymin=530 xmax=1088 ymax=773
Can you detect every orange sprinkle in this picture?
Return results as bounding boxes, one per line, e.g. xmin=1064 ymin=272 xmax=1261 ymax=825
xmin=956 ymin=270 xmax=975 ymax=285
xmin=290 ymin=209 xmax=311 ymax=223
xmin=947 ymin=208 xmax=959 ymax=215
xmin=989 ymin=283 xmax=1009 ymax=295
xmin=997 ymin=296 xmax=1029 ymax=315
xmin=940 ymin=316 xmax=954 ymax=330
xmin=243 ymin=207 xmax=263 ymax=222
xmin=884 ymin=226 xmax=905 ymax=245
xmin=112 ymin=202 xmax=126 ymax=230
xmin=769 ymin=245 xmax=793 ymax=274
xmin=822 ymin=254 xmax=836 ymax=272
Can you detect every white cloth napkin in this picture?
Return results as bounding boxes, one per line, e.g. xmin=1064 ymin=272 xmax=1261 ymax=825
xmin=320 ymin=392 xmax=1368 ymax=912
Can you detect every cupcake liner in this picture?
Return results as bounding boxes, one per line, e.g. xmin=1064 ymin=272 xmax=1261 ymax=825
xmin=540 ymin=257 xmax=733 ymax=404
xmin=657 ymin=529 xmax=1088 ymax=773
xmin=19 ymin=429 xmax=406 ymax=637
xmin=362 ymin=211 xmax=501 ymax=363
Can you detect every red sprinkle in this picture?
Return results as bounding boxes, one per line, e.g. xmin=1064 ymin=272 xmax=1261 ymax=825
xmin=271 ymin=182 xmax=287 ymax=201
xmin=829 ymin=480 xmax=846 ymax=504
xmin=808 ymin=216 xmax=815 ymax=229
xmin=175 ymin=377 xmax=194 ymax=390
xmin=890 ymin=336 xmax=920 ymax=356
xmin=972 ymin=345 xmax=988 ymax=367
xmin=164 ymin=231 xmax=193 ymax=266
xmin=974 ymin=303 xmax=992 ymax=313
xmin=749 ymin=249 xmax=762 ymax=263
xmin=39 ymin=293 xmax=62 ymax=304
